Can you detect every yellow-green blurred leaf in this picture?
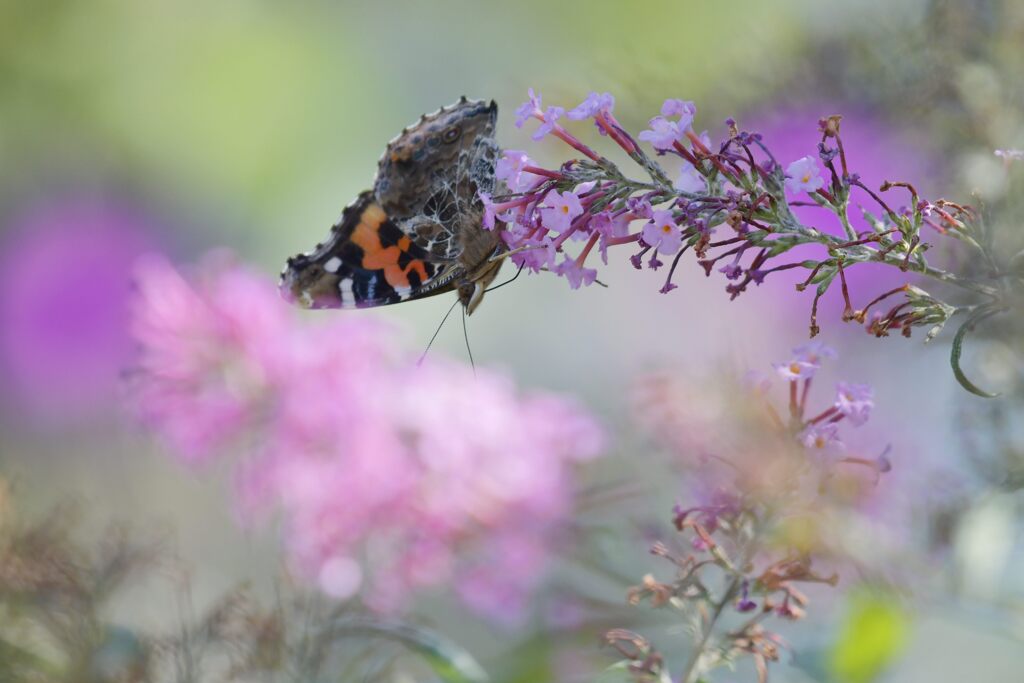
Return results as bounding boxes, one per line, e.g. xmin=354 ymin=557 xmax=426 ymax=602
xmin=828 ymin=591 xmax=910 ymax=683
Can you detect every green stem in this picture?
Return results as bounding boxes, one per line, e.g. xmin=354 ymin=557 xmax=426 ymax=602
xmin=837 ymin=201 xmax=858 ymax=241
xmin=806 ymin=229 xmax=1001 ymax=297
xmin=679 ymin=575 xmax=744 ymax=683
xmin=678 ymin=518 xmax=761 ymax=683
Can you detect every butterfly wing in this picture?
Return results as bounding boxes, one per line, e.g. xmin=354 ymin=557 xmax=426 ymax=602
xmin=375 ymin=98 xmax=500 ymax=264
xmin=280 ymin=98 xmax=502 ymax=310
xmin=280 ymin=191 xmax=460 ymax=309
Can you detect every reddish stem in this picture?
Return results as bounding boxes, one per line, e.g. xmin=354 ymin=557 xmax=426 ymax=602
xmin=575 ymin=231 xmax=601 ymax=267
xmin=522 ymin=165 xmax=563 ymax=179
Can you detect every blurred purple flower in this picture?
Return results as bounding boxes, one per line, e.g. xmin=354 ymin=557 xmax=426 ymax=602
xmin=834 ymin=381 xmax=874 ymax=426
xmin=0 ymin=198 xmax=157 ymax=422
xmin=800 ymin=422 xmax=845 ymax=457
xmin=772 ymin=359 xmax=816 ymax=381
xmin=792 ymin=340 xmax=837 ymax=366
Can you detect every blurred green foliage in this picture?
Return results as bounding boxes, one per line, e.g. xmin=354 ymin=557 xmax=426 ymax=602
xmin=828 ymin=591 xmax=910 ymax=683
xmin=0 ymin=0 xmax=803 ymax=262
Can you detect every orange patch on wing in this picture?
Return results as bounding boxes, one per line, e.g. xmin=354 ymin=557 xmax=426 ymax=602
xmin=349 ymin=203 xmax=429 ymax=290
xmin=404 ymin=259 xmax=430 ymax=285
xmin=380 ymin=258 xmax=430 ymax=290
xmin=383 ymin=265 xmax=409 ymax=289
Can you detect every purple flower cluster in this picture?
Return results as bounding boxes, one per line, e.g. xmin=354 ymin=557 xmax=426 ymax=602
xmin=487 ymin=90 xmax=998 ymax=370
xmin=619 ymin=344 xmax=891 ymax=683
xmin=129 ymin=253 xmax=604 ymax=624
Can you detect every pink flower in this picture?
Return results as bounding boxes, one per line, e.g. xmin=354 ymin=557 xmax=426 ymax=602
xmin=772 ymin=359 xmax=817 ymax=381
xmin=638 ymin=100 xmax=696 ymax=151
xmin=539 ymin=189 xmax=584 ymax=234
xmin=772 ymin=341 xmax=836 ymax=381
xmin=533 ymin=106 xmax=565 ymax=141
xmin=641 ymin=209 xmax=683 ymax=254
xmin=591 ymin=210 xmax=631 ymax=264
xmin=661 ymin=98 xmax=697 ymax=123
xmin=514 ymin=89 xmax=564 ymax=141
xmin=555 ymin=258 xmax=598 ymax=289
xmin=480 ymin=191 xmax=498 ymax=229
xmin=834 ymin=382 xmax=874 ymax=426
xmin=591 ymin=210 xmax=630 ymax=238
xmin=674 ymin=161 xmax=705 ymax=193
xmin=784 ymin=155 xmax=825 ymax=194
xmin=131 ymin=253 xmax=290 ymax=463
xmin=457 ymin=531 xmax=549 ymax=627
xmin=638 ymin=117 xmax=683 ymax=151
xmin=496 ymin=149 xmax=541 ymax=193
xmin=800 ymin=422 xmax=845 ymax=456
xmin=514 ymin=88 xmax=543 ymax=128
xmin=627 ymin=196 xmax=654 ymax=219
xmin=509 ymin=237 xmax=557 ymax=272
xmin=567 ymin=91 xmax=615 ymax=120
xmin=793 ymin=341 xmax=837 ymax=366
xmin=719 ymin=261 xmax=743 ymax=280
xmin=129 ymin=254 xmax=605 ymax=623
xmin=480 ymin=192 xmax=523 ymax=230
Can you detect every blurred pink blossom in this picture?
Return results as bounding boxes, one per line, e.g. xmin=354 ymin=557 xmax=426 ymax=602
xmin=129 ymin=253 xmax=604 ymax=624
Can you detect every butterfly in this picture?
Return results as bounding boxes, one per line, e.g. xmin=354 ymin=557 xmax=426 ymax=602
xmin=280 ymin=97 xmax=506 ymax=315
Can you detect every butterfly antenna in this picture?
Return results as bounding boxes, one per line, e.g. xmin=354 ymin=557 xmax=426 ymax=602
xmin=462 ymin=305 xmax=476 ymax=377
xmin=485 ymin=264 xmax=525 ymax=293
xmin=418 ymin=299 xmax=460 ymax=366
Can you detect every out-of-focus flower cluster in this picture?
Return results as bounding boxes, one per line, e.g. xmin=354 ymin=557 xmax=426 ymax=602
xmin=129 ymin=252 xmax=604 ymax=624
xmin=487 ymin=89 xmax=1019 ymax=395
xmin=608 ymin=344 xmax=891 ymax=683
xmin=0 ymin=197 xmax=158 ymax=422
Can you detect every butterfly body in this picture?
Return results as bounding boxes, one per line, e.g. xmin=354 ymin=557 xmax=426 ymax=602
xmin=281 ymin=98 xmax=504 ymax=314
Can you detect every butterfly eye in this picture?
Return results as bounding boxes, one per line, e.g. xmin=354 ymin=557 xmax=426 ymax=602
xmin=442 ymin=126 xmax=461 ymax=144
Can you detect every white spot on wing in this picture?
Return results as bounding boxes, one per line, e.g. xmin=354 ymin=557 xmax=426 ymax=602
xmin=338 ymin=278 xmax=354 ymax=307
xmin=324 ymin=257 xmax=342 ymax=273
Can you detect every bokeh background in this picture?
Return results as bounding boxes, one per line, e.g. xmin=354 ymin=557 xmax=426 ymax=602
xmin=1 ymin=0 xmax=1023 ymax=681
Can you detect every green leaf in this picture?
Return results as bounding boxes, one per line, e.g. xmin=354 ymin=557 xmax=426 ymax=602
xmin=950 ymin=306 xmax=1002 ymax=398
xmin=326 ymin=617 xmax=489 ymax=683
xmin=828 ymin=591 xmax=910 ymax=683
